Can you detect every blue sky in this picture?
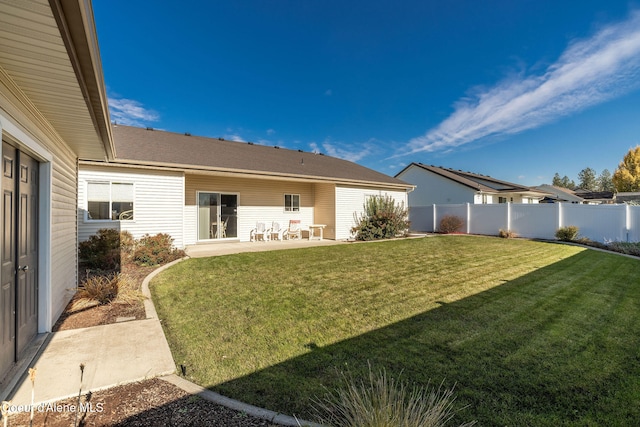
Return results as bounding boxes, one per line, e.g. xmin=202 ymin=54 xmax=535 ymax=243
xmin=93 ymin=1 xmax=640 ymax=186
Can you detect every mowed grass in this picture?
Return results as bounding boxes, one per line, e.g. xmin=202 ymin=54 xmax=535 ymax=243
xmin=151 ymin=236 xmax=640 ymax=425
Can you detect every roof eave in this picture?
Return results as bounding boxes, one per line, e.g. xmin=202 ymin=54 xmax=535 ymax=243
xmin=50 ymin=0 xmax=115 ymax=160
xmin=80 ymin=159 xmax=414 ymax=190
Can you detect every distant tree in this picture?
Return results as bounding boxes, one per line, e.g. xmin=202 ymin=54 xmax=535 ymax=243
xmin=552 ymin=173 xmax=576 ymax=190
xmin=613 ymin=146 xmax=640 ymax=192
xmin=577 ymin=167 xmax=597 ymax=191
xmin=597 ymin=169 xmax=614 ymax=192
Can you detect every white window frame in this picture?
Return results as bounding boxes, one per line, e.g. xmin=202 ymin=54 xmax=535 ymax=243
xmin=85 ymin=181 xmax=135 ymax=221
xmin=284 ymin=193 xmax=300 ymax=212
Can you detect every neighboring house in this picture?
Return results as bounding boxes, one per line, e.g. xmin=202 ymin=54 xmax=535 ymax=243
xmin=574 ymin=189 xmax=615 ymax=204
xmin=0 ymin=0 xmax=113 ymax=385
xmin=535 ymin=184 xmax=585 ymax=204
xmin=535 ymin=185 xmax=616 ymax=204
xmin=615 ymin=192 xmax=640 ymax=204
xmin=78 ymin=125 xmax=413 ymax=246
xmin=395 ymin=163 xmax=548 ymax=206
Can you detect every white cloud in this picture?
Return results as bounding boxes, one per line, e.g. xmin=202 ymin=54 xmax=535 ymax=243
xmin=402 ymin=10 xmax=640 ymax=155
xmin=108 ymin=97 xmax=159 ymax=127
xmin=266 ymin=128 xmax=276 ymax=135
xmin=224 ymin=134 xmax=245 ymax=142
xmin=310 ymin=139 xmax=374 ymax=162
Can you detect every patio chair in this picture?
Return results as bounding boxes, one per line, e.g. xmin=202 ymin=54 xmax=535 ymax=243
xmin=269 ymin=221 xmax=283 ymax=241
xmin=283 ymin=219 xmax=302 ymax=240
xmin=219 ymin=218 xmax=228 ymax=239
xmin=251 ymin=222 xmax=266 ymax=241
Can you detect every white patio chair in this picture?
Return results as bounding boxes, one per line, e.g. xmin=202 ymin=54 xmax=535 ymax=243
xmin=269 ymin=222 xmax=283 ymax=241
xmin=251 ymin=222 xmax=266 ymax=241
xmin=283 ymin=219 xmax=302 ymax=240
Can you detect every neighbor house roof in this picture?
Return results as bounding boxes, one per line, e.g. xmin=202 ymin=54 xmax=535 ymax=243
xmin=615 ymin=192 xmax=640 ymax=204
xmin=574 ymin=189 xmax=615 ymax=203
xmin=88 ymin=125 xmax=412 ymax=189
xmin=397 ymin=163 xmax=547 ymax=196
xmin=533 ymin=185 xmax=585 ymax=203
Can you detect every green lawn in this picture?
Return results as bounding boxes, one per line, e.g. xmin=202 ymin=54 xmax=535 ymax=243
xmin=151 ymin=236 xmax=640 ymax=425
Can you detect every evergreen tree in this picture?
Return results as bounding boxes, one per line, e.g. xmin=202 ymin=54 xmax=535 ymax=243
xmin=597 ymin=169 xmax=614 ymax=192
xmin=577 ymin=167 xmax=597 ymax=191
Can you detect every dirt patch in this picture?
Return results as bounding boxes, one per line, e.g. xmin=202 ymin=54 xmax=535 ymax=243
xmin=6 ymin=377 xmax=285 ymax=426
xmin=53 ymin=264 xmax=157 ymax=332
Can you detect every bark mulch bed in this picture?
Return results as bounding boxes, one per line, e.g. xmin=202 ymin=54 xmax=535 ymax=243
xmin=6 ymin=377 xmax=283 ymax=426
xmin=21 ymin=262 xmax=289 ymax=427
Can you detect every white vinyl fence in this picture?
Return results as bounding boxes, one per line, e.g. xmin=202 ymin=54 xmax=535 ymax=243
xmin=410 ymin=203 xmax=640 ymax=243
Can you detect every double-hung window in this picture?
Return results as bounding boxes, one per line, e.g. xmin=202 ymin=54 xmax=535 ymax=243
xmin=284 ymin=194 xmax=300 ymax=212
xmin=87 ymin=181 xmax=134 ymax=220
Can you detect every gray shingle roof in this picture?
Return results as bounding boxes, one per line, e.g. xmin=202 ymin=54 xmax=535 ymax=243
xmin=108 ymin=125 xmax=411 ymax=188
xmin=398 ymin=163 xmax=537 ymax=193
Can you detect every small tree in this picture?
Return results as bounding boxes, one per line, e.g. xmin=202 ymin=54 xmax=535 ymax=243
xmin=351 ymin=195 xmax=410 ymax=241
xmin=613 ymin=146 xmax=640 ymax=192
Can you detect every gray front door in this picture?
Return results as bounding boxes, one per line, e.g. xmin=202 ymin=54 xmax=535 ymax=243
xmin=1 ymin=141 xmax=38 ymax=380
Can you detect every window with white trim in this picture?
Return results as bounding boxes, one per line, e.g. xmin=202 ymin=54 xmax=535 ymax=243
xmin=284 ymin=194 xmax=300 ymax=212
xmin=87 ymin=181 xmax=134 ymax=220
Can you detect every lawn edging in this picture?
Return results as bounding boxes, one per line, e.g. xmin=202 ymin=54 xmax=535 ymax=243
xmin=143 ymin=255 xmax=324 ymax=427
xmin=161 ymin=374 xmax=323 ymax=427
xmin=141 ymin=256 xmax=189 ymax=319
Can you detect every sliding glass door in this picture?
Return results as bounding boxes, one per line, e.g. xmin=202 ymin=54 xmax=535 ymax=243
xmin=197 ymin=192 xmax=238 ymax=240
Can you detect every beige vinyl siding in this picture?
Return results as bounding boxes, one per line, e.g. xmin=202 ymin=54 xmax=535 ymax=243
xmin=185 ymin=174 xmax=314 ymax=242
xmin=336 ymin=186 xmax=409 ymax=240
xmin=50 ymin=149 xmax=79 ymax=329
xmin=313 ymin=183 xmax=336 ymax=239
xmin=79 ymin=166 xmax=185 ymax=248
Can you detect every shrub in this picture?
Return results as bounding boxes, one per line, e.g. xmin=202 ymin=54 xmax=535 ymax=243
xmin=133 ymin=233 xmax=186 ymax=266
xmin=313 ymin=366 xmax=475 ymax=427
xmin=72 ymin=273 xmax=144 ymax=310
xmin=351 ymin=196 xmax=410 ymax=241
xmin=607 ymin=241 xmax=640 ymax=257
xmin=439 ymin=216 xmax=464 ymax=234
xmin=119 ymin=230 xmax=135 ymax=263
xmin=79 ymin=229 xmax=134 ymax=270
xmin=498 ymin=229 xmax=516 ymax=239
xmin=555 ymin=226 xmax=579 ymax=242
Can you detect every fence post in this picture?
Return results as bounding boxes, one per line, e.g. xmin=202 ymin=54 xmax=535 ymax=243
xmin=466 ymin=203 xmax=471 ymax=234
xmin=626 ymin=204 xmax=631 ymax=242
xmin=507 ymin=202 xmax=511 ymax=232
xmin=433 ymin=204 xmax=437 ymax=232
xmin=557 ymin=202 xmax=563 ymax=231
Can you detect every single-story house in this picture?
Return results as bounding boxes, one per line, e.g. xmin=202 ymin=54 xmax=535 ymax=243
xmin=534 ymin=184 xmax=585 ymax=204
xmin=615 ymin=192 xmax=640 ymax=204
xmin=395 ymin=163 xmax=548 ymax=206
xmin=535 ymin=185 xmax=615 ymax=204
xmin=573 ymin=189 xmax=615 ymax=204
xmin=0 ymin=0 xmax=113 ymax=385
xmin=78 ymin=125 xmax=413 ymax=246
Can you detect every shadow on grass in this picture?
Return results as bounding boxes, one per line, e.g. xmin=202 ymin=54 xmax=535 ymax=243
xmin=201 ymin=250 xmax=640 ymax=426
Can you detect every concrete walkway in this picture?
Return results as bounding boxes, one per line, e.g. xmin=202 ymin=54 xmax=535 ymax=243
xmin=6 ymin=240 xmax=336 ymax=425
xmin=8 ymin=319 xmax=175 ymax=406
xmin=185 ymin=237 xmax=349 ymax=258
